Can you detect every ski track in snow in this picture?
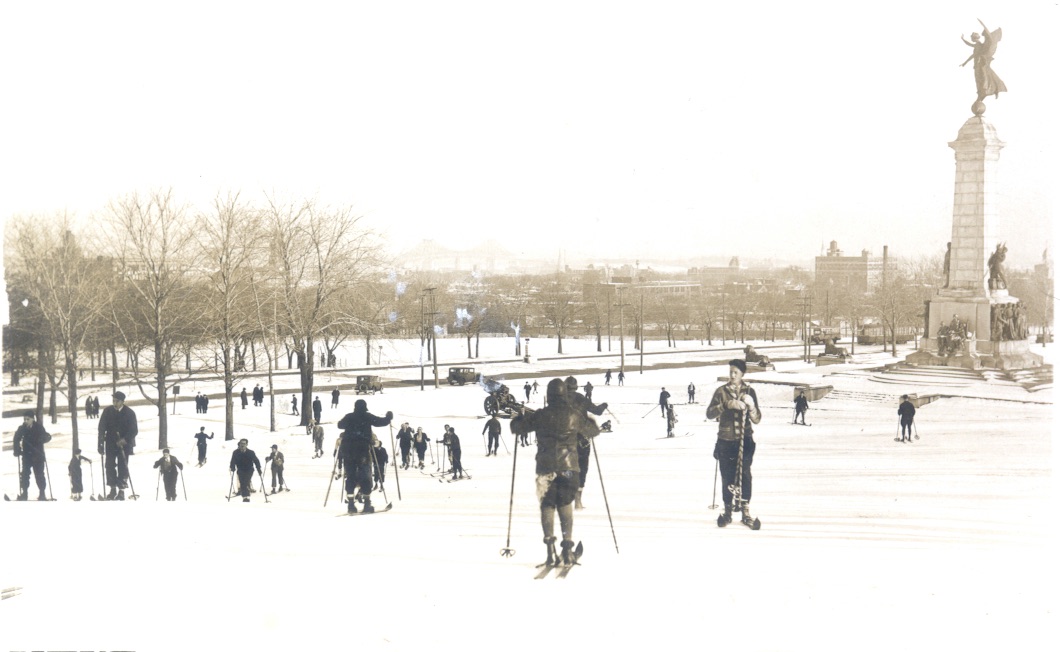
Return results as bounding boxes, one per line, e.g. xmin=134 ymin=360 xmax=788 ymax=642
xmin=1 ymin=338 xmax=1054 ymax=652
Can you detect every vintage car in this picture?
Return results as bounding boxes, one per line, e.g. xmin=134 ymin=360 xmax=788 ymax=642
xmin=447 ymin=367 xmax=479 ymax=386
xmin=355 ymin=375 xmax=383 ymax=394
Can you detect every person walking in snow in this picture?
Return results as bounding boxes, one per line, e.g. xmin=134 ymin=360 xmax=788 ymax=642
xmin=312 ymin=396 xmax=323 ymax=424
xmin=706 ymin=359 xmax=761 ymax=527
xmin=510 ymin=378 xmax=601 ymax=566
xmin=193 ymin=427 xmax=213 ymax=466
xmin=229 ymin=439 xmax=262 ymax=502
xmin=604 ymin=370 xmax=612 ymax=385
xmin=291 ymin=394 xmax=299 ymax=416
xmin=617 ymin=370 xmax=625 ymax=386
xmin=14 ymin=411 xmax=51 ymax=501
xmin=331 ymin=387 xmax=340 ymax=408
xmin=666 ymin=404 xmax=678 ymax=438
xmin=153 ymin=448 xmax=184 ymax=501
xmin=793 ymin=390 xmax=809 ymax=425
xmin=311 ymin=421 xmax=326 ymax=458
xmin=897 ymin=395 xmax=916 ymax=442
xmin=524 ymin=382 xmax=532 ymax=402
xmin=264 ymin=444 xmax=287 ymax=493
xmin=483 ymin=415 xmax=502 ymax=456
xmin=337 ymin=399 xmax=393 ymax=513
xmin=240 ymin=387 xmax=249 ymax=410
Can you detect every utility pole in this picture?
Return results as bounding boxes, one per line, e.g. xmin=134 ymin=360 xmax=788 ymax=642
xmin=614 ymin=286 xmax=631 ymax=373
xmin=424 ymin=287 xmax=439 ymax=388
xmin=639 ymin=290 xmax=644 ymax=374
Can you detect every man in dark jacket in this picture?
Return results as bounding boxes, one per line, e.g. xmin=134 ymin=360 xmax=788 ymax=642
xmin=706 ymin=360 xmax=761 ymax=527
xmin=482 ymin=415 xmax=502 ymax=457
xmin=97 ymin=391 xmax=138 ymax=500
xmin=659 ymin=387 xmax=671 ymax=418
xmin=312 ymin=396 xmax=323 ymax=424
xmin=193 ymin=427 xmax=213 ymax=466
xmin=331 ymin=387 xmax=340 ymax=408
xmin=441 ymin=428 xmax=465 ymax=480
xmin=240 ymin=388 xmax=248 ymax=410
xmin=229 ymin=438 xmax=262 ymax=502
xmin=153 ymin=449 xmax=184 ymax=501
xmin=898 ymin=395 xmax=917 ymax=442
xmin=395 ymin=422 xmax=414 ymax=468
xmin=14 ymin=411 xmax=52 ymax=501
xmin=337 ymin=399 xmax=392 ymax=513
xmin=794 ymin=390 xmax=809 ymax=425
xmin=511 ymin=378 xmax=601 ymax=566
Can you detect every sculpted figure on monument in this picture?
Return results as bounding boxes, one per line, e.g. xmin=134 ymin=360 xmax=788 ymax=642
xmin=961 ymin=19 xmax=1007 ymax=110
xmin=942 ymin=242 xmax=951 ymax=288
xmin=988 ymin=243 xmax=1007 ymax=290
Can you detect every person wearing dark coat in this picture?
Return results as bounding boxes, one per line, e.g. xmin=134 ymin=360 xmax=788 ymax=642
xmin=68 ymin=449 xmax=92 ymax=500
xmin=659 ymin=387 xmax=671 ymax=418
xmin=337 ymin=399 xmax=393 ymax=513
xmin=395 ymin=423 xmax=414 ymax=468
xmin=264 ymin=444 xmax=287 ymax=493
xmin=511 ymin=378 xmax=602 ymax=566
xmin=229 ymin=439 xmax=262 ymax=502
xmin=97 ymin=391 xmax=138 ymax=500
xmin=291 ymin=394 xmax=299 ymax=416
xmin=153 ymin=449 xmax=184 ymax=501
xmin=441 ymin=429 xmax=465 ymax=480
xmin=240 ymin=388 xmax=249 ymax=410
xmin=412 ymin=427 xmax=430 ymax=469
xmin=193 ymin=427 xmax=214 ymax=466
xmin=253 ymin=384 xmax=264 ymax=407
xmin=311 ymin=422 xmax=326 ymax=458
xmin=14 ymin=411 xmax=52 ymax=501
xmin=794 ymin=391 xmax=809 ymax=425
xmin=372 ymin=440 xmax=389 ymax=489
xmin=483 ymin=415 xmax=502 ymax=456
xmin=897 ymin=395 xmax=917 ymax=442
xmin=331 ymin=388 xmax=340 ymax=408
xmin=564 ymin=377 xmax=608 ymax=510
xmin=312 ymin=396 xmax=323 ymax=424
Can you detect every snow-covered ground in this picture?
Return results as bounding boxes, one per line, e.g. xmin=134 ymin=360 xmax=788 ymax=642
xmin=1 ymin=337 xmax=1055 ymax=652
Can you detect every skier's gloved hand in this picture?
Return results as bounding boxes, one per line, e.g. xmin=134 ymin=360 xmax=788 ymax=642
xmin=713 ymin=441 xmax=721 ymax=460
xmin=385 ymin=411 xmax=394 ymax=420
xmin=599 ymin=402 xmax=608 ymax=411
xmin=726 ymin=399 xmax=745 ymax=411
xmin=741 ymin=395 xmax=756 ymax=408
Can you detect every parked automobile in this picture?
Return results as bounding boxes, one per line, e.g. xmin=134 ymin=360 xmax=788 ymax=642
xmin=355 ymin=375 xmax=383 ymax=394
xmin=447 ymin=367 xmax=479 ymax=386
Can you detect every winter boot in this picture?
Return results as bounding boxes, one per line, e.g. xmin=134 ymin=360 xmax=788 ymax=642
xmin=17 ymin=489 xmax=28 ymax=501
xmin=243 ymin=496 xmax=251 ymax=503
xmin=117 ymin=489 xmax=125 ymax=501
xmin=347 ymin=496 xmax=357 ymax=514
xmin=741 ymin=503 xmax=755 ymax=526
xmin=560 ymin=540 xmax=576 ymax=566
xmin=106 ymin=487 xmax=117 ymax=501
xmin=543 ymin=536 xmax=558 ymax=566
xmin=574 ymin=489 xmax=584 ymax=510
xmin=718 ymin=504 xmax=733 ymax=527
xmin=362 ymin=495 xmax=374 ymax=514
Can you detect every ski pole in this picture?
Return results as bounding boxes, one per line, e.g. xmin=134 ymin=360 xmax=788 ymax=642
xmin=894 ymin=420 xmax=901 ymax=443
xmin=324 ymin=438 xmax=341 ymax=508
xmin=119 ymin=448 xmax=138 ymax=500
xmin=369 ymin=444 xmax=389 ymax=506
xmin=499 ymin=431 xmax=510 ymax=454
xmin=227 ymin=469 xmax=235 ymax=502
xmin=179 ymin=467 xmax=187 ymax=500
xmin=16 ymin=455 xmax=23 ymax=499
xmin=89 ymin=460 xmax=98 ymax=500
xmin=155 ymin=469 xmax=162 ymax=501
xmin=640 ymin=404 xmax=657 ymax=419
xmin=592 ymin=438 xmax=619 ymax=553
xmin=913 ymin=420 xmax=920 ymax=441
xmin=605 ymin=406 xmax=621 ymax=424
xmin=500 ymin=429 xmax=519 ymax=557
xmin=43 ymin=452 xmax=54 ymax=500
xmin=389 ymin=423 xmax=401 ymax=501
xmin=257 ymin=468 xmax=270 ymax=503
xmin=709 ymin=458 xmax=719 ymax=509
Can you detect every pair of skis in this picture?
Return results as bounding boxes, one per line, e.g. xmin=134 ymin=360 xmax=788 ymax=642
xmin=439 ymin=472 xmax=472 ymax=483
xmin=534 ymin=542 xmax=583 ymax=579
xmin=336 ymin=501 xmax=393 ymax=516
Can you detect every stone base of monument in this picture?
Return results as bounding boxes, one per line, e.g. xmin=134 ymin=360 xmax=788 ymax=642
xmin=906 ymin=339 xmax=1042 ymax=371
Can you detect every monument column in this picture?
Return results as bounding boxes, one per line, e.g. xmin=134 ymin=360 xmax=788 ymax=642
xmin=945 ymin=117 xmax=1003 ymax=295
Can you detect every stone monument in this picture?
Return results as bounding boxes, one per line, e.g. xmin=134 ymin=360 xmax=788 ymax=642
xmin=907 ymin=21 xmax=1042 ymax=371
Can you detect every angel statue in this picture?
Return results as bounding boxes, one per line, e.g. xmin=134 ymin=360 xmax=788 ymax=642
xmin=961 ymin=19 xmax=1007 ymax=113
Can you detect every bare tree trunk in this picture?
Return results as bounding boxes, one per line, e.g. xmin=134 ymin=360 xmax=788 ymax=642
xmin=156 ymin=341 xmax=169 ymax=450
xmin=299 ymin=338 xmax=315 ymax=428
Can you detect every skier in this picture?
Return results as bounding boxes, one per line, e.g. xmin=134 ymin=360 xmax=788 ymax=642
xmin=193 ymin=427 xmax=213 ymax=466
xmin=687 ymin=382 xmax=696 ymax=404
xmin=68 ymin=449 xmax=92 ymax=501
xmin=264 ymin=444 xmax=286 ymax=493
xmin=483 ymin=415 xmax=502 ymax=456
xmin=312 ymin=396 xmax=323 ymax=424
xmin=412 ymin=427 xmax=430 ymax=469
xmin=153 ymin=449 xmax=184 ymax=501
xmin=14 ymin=411 xmax=52 ymax=501
xmin=311 ymin=421 xmax=326 ymax=458
xmin=395 ymin=422 xmax=414 ymax=468
xmin=510 ymin=378 xmax=601 ymax=567
xmin=794 ymin=390 xmax=809 ymax=425
xmin=441 ymin=428 xmax=465 ymax=480
xmin=583 ymin=381 xmax=594 ymax=402
xmin=898 ymin=395 xmax=917 ymax=442
xmin=97 ymin=391 xmax=138 ymax=501
xmin=229 ymin=438 xmax=262 ymax=502
xmin=666 ymin=404 xmax=678 ymax=437
xmin=372 ymin=439 xmax=388 ymax=489
xmin=604 ymin=370 xmax=612 ymax=385
xmin=658 ymin=387 xmax=671 ymax=418
xmin=564 ymin=377 xmax=607 ymax=510
xmin=337 ymin=399 xmax=393 ymax=513
xmin=532 ymin=380 xmax=539 ymax=394
xmin=706 ymin=359 xmax=762 ymax=528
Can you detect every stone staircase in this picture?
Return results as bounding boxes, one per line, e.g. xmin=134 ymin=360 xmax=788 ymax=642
xmin=1004 ymin=365 xmax=1053 ymax=392
xmin=820 ymin=388 xmax=898 ymax=404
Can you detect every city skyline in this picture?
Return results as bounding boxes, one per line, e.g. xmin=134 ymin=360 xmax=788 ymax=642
xmin=1 ymin=2 xmax=1056 ymax=271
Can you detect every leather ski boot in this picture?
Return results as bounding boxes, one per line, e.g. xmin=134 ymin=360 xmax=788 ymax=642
xmin=16 ymin=490 xmax=27 ymax=501
xmin=347 ymin=496 xmax=357 ymax=513
xmin=718 ymin=504 xmax=733 ymax=527
xmin=362 ymin=495 xmax=374 ymax=514
xmin=117 ymin=489 xmax=125 ymax=501
xmin=574 ymin=489 xmax=584 ymax=510
xmin=741 ymin=503 xmax=755 ymax=526
xmin=106 ymin=487 xmax=117 ymax=501
xmin=543 ymin=536 xmax=558 ymax=566
xmin=560 ymin=540 xmax=576 ymax=566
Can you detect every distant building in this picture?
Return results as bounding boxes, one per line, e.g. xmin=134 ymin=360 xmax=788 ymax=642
xmin=814 ymin=240 xmax=895 ymax=293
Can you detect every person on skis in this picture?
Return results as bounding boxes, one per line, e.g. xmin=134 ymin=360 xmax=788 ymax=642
xmin=264 ymin=444 xmax=286 ymax=493
xmin=229 ymin=439 xmax=262 ymax=502
xmin=483 ymin=415 xmax=502 ymax=457
xmin=14 ymin=411 xmax=52 ymax=501
xmin=564 ymin=376 xmax=607 ymax=510
xmin=511 ymin=378 xmax=601 ymax=567
xmin=153 ymin=448 xmax=184 ymax=501
xmin=412 ymin=427 xmax=430 ymax=469
xmin=706 ymin=359 xmax=761 ymax=527
xmin=193 ymin=427 xmax=213 ymax=466
xmin=441 ymin=428 xmax=465 ymax=479
xmin=68 ymin=448 xmax=92 ymax=501
xmin=97 ymin=391 xmax=138 ymax=501
xmin=337 ymin=399 xmax=392 ymax=513
xmin=898 ymin=395 xmax=917 ymax=442
xmin=794 ymin=390 xmax=809 ymax=425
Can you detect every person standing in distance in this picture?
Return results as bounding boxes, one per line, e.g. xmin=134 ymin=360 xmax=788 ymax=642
xmin=706 ymin=360 xmax=761 ymax=527
xmin=97 ymin=391 xmax=138 ymax=501
xmin=312 ymin=396 xmax=323 ymax=424
xmin=793 ymin=390 xmax=809 ymax=425
xmin=659 ymin=387 xmax=671 ymax=418
xmin=898 ymin=395 xmax=917 ymax=442
xmin=14 ymin=411 xmax=52 ymax=501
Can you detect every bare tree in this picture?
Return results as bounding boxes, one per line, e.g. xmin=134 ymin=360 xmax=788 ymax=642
xmin=537 ymin=275 xmax=580 ymax=354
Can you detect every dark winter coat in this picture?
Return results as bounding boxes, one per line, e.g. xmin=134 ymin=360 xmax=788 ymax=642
xmin=483 ymin=417 xmax=502 ymax=437
xmin=97 ymin=405 xmax=138 ymax=455
xmin=794 ymin=394 xmax=809 ymax=412
xmin=229 ymin=448 xmax=262 ymax=474
xmin=705 ymin=382 xmax=761 ymax=441
xmin=511 ymin=398 xmax=599 ymax=475
xmin=153 ymin=455 xmax=184 ymax=480
xmin=14 ymin=422 xmax=52 ymax=462
xmin=337 ymin=405 xmax=392 ymax=467
xmin=265 ymin=451 xmax=285 ymax=470
xmin=898 ymin=401 xmax=916 ymax=424
xmin=396 ymin=427 xmax=414 ymax=449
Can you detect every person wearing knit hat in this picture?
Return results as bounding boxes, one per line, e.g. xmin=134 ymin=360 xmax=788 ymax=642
xmin=14 ymin=411 xmax=52 ymax=501
xmin=706 ymin=359 xmax=761 ymax=528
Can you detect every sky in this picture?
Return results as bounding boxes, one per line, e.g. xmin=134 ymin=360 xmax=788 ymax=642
xmin=1 ymin=1 xmax=1056 ymax=269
